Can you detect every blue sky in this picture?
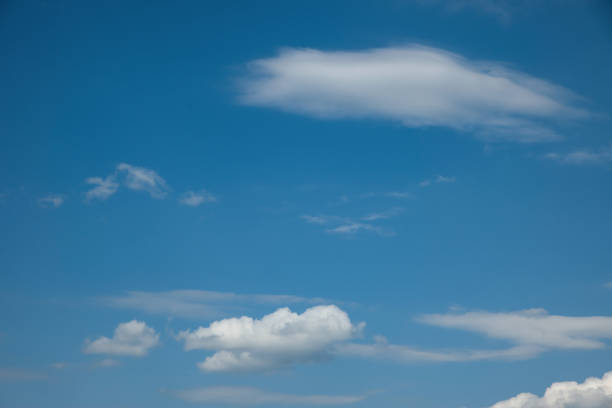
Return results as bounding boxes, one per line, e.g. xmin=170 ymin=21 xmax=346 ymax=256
xmin=1 ymin=1 xmax=612 ymax=407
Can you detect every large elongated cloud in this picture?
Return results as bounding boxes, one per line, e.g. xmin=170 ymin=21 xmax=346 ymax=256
xmin=490 ymin=371 xmax=612 ymax=408
xmin=239 ymin=46 xmax=585 ymax=142
xmin=173 ymin=386 xmax=366 ymax=406
xmin=83 ymin=320 xmax=159 ymax=357
xmin=177 ymin=305 xmax=363 ymax=372
xmin=340 ymin=309 xmax=612 ymax=364
xmin=420 ymin=309 xmax=612 ymax=350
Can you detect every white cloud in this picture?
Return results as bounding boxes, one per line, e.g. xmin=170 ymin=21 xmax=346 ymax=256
xmin=419 ymin=309 xmax=612 ymax=351
xmin=177 ymin=305 xmax=363 ymax=372
xmin=103 ymin=290 xmax=328 ymax=319
xmin=83 ymin=320 xmax=159 ymax=357
xmin=116 ymin=163 xmax=169 ymax=198
xmin=38 ymin=194 xmax=64 ymax=208
xmin=173 ymin=386 xmax=366 ymax=406
xmin=179 ymin=190 xmax=217 ymax=206
xmin=326 ymin=222 xmax=391 ymax=237
xmin=490 ymin=371 xmax=612 ymax=408
xmin=544 ymin=145 xmax=612 ymax=165
xmin=420 ymin=175 xmax=456 ymax=187
xmin=84 ymin=175 xmax=119 ymax=201
xmin=240 ymin=46 xmax=585 ymax=142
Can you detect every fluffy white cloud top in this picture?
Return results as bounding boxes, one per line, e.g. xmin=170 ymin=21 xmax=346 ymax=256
xmin=490 ymin=371 xmax=612 ymax=408
xmin=83 ymin=320 xmax=159 ymax=357
xmin=177 ymin=305 xmax=363 ymax=372
xmin=240 ymin=46 xmax=585 ymax=142
xmin=173 ymin=386 xmax=366 ymax=406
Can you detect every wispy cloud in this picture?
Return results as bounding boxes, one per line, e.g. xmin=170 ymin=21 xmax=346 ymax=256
xmin=544 ymin=145 xmax=612 ymax=165
xmin=302 ymin=208 xmax=403 ymax=237
xmin=240 ymin=46 xmax=585 ymax=142
xmin=102 ymin=290 xmax=328 ymax=319
xmin=116 ymin=163 xmax=169 ymax=198
xmin=172 ymin=386 xmax=366 ymax=406
xmin=490 ymin=370 xmax=612 ymax=408
xmin=84 ymin=163 xmax=170 ymax=201
xmin=84 ymin=175 xmax=119 ymax=201
xmin=419 ymin=175 xmax=456 ymax=187
xmin=83 ymin=320 xmax=159 ymax=357
xmin=340 ymin=308 xmax=612 ymax=364
xmin=38 ymin=194 xmax=64 ymax=208
xmin=179 ymin=190 xmax=217 ymax=207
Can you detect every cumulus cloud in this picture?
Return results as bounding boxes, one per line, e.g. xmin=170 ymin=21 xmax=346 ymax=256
xmin=173 ymin=386 xmax=366 ymax=406
xmin=38 ymin=194 xmax=64 ymax=208
xmin=240 ymin=46 xmax=585 ymax=142
xmin=177 ymin=305 xmax=363 ymax=372
xmin=84 ymin=175 xmax=119 ymax=201
xmin=103 ymin=290 xmax=328 ymax=319
xmin=116 ymin=163 xmax=169 ymax=198
xmin=179 ymin=190 xmax=217 ymax=206
xmin=490 ymin=371 xmax=612 ymax=408
xmin=420 ymin=309 xmax=612 ymax=351
xmin=83 ymin=320 xmax=159 ymax=357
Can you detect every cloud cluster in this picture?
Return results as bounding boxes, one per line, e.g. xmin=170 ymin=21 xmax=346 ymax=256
xmin=177 ymin=305 xmax=363 ymax=372
xmin=490 ymin=371 xmax=612 ymax=408
xmin=103 ymin=290 xmax=328 ymax=319
xmin=83 ymin=320 xmax=159 ymax=357
xmin=173 ymin=386 xmax=366 ymax=406
xmin=240 ymin=46 xmax=585 ymax=142
xmin=84 ymin=163 xmax=169 ymax=201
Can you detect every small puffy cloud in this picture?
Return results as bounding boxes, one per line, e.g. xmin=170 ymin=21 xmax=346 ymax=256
xmin=116 ymin=163 xmax=169 ymax=198
xmin=240 ymin=46 xmax=585 ymax=142
xmin=179 ymin=190 xmax=217 ymax=207
xmin=83 ymin=320 xmax=159 ymax=357
xmin=84 ymin=175 xmax=119 ymax=201
xmin=173 ymin=386 xmax=366 ymax=406
xmin=301 ymin=210 xmax=400 ymax=237
xmin=544 ymin=145 xmax=612 ymax=166
xmin=38 ymin=194 xmax=64 ymax=208
xmin=361 ymin=207 xmax=404 ymax=221
xmin=419 ymin=309 xmax=612 ymax=351
xmin=103 ymin=290 xmax=328 ymax=319
xmin=177 ymin=305 xmax=363 ymax=372
xmin=490 ymin=371 xmax=612 ymax=408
